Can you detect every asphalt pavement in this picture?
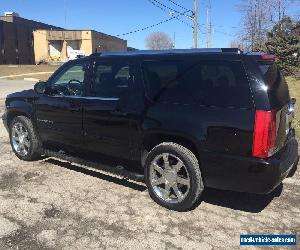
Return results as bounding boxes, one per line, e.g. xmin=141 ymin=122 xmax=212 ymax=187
xmin=0 ymin=79 xmax=299 ymax=249
xmin=0 ymin=79 xmax=36 ymax=99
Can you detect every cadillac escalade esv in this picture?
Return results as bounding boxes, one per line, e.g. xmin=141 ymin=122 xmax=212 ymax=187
xmin=2 ymin=48 xmax=299 ymax=211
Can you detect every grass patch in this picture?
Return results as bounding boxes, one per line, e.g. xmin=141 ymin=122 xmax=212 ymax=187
xmin=0 ymin=65 xmax=60 ymax=81
xmin=286 ymin=76 xmax=300 ymax=140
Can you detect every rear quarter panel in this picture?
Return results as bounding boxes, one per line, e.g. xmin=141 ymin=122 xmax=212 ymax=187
xmin=142 ymin=102 xmax=255 ymax=179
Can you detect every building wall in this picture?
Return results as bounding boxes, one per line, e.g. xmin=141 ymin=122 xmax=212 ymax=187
xmin=1 ymin=14 xmax=127 ymax=64
xmin=33 ymin=30 xmax=93 ymax=63
xmin=0 ymin=21 xmax=4 ymax=64
xmin=0 ymin=20 xmax=33 ymax=64
xmin=80 ymin=30 xmax=93 ymax=56
xmin=0 ymin=16 xmax=62 ymax=64
xmin=33 ymin=30 xmax=49 ymax=63
xmin=33 ymin=30 xmax=127 ymax=63
xmin=91 ymin=31 xmax=127 ymax=53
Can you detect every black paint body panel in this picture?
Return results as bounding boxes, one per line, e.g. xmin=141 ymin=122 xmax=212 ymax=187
xmin=2 ymin=51 xmax=298 ymax=194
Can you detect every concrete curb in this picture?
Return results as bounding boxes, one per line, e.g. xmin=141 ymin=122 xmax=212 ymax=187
xmin=24 ymin=78 xmax=40 ymax=82
xmin=0 ymin=71 xmax=54 ymax=79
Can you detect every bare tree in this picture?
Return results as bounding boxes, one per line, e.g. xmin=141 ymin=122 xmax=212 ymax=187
xmin=145 ymin=32 xmax=174 ymax=50
xmin=237 ymin=0 xmax=274 ymax=51
xmin=237 ymin=0 xmax=295 ymax=51
xmin=229 ymin=39 xmax=246 ymax=51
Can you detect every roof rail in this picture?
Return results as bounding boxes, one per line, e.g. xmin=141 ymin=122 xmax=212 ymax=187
xmin=89 ymin=52 xmax=101 ymax=57
xmin=89 ymin=48 xmax=243 ymax=57
xmin=221 ymin=48 xmax=242 ymax=53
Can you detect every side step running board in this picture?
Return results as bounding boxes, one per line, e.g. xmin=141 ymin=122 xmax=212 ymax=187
xmin=43 ymin=149 xmax=145 ymax=183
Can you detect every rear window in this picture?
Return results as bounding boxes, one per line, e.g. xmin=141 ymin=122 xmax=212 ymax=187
xmin=142 ymin=60 xmax=252 ymax=108
xmin=258 ymin=62 xmax=290 ymax=108
xmin=258 ymin=62 xmax=279 ymax=87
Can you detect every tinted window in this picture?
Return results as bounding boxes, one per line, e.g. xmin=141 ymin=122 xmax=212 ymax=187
xmin=142 ymin=60 xmax=252 ymax=108
xmin=49 ymin=64 xmax=85 ymax=96
xmin=258 ymin=62 xmax=279 ymax=88
xmin=90 ymin=61 xmax=130 ymax=97
xmin=258 ymin=62 xmax=290 ymax=107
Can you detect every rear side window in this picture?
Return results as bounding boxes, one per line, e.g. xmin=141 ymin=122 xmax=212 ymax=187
xmin=258 ymin=62 xmax=279 ymax=87
xmin=142 ymin=60 xmax=252 ymax=108
xmin=258 ymin=62 xmax=290 ymax=108
xmin=90 ymin=61 xmax=131 ymax=97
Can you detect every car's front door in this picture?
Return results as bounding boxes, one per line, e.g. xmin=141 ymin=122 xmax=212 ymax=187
xmin=83 ymin=58 xmax=142 ymax=159
xmin=34 ymin=60 xmax=89 ymax=150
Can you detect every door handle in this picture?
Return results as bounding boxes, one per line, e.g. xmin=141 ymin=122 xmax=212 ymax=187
xmin=69 ymin=102 xmax=81 ymax=112
xmin=111 ymin=110 xmax=127 ymax=116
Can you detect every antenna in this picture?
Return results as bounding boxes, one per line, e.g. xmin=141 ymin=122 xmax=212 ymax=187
xmin=173 ymin=32 xmax=176 ymax=49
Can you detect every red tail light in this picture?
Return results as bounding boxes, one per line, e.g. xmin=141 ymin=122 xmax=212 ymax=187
xmin=252 ymin=110 xmax=276 ymax=159
xmin=260 ymin=54 xmax=275 ymax=61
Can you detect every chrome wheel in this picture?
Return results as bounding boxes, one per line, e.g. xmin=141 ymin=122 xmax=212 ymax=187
xmin=11 ymin=122 xmax=30 ymax=156
xmin=150 ymin=153 xmax=190 ymax=204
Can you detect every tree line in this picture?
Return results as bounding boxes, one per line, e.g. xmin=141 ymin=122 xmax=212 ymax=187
xmin=231 ymin=0 xmax=300 ymax=75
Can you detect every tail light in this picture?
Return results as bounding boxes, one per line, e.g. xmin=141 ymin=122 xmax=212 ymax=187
xmin=260 ymin=54 xmax=276 ymax=61
xmin=252 ymin=110 xmax=277 ymax=159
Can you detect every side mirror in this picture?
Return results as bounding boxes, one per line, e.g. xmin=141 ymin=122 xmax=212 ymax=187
xmin=34 ymin=81 xmax=47 ymax=94
xmin=291 ymin=98 xmax=296 ymax=106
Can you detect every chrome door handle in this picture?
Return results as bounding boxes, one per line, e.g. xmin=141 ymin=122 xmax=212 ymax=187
xmin=111 ymin=110 xmax=127 ymax=116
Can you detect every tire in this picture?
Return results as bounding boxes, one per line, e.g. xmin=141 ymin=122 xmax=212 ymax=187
xmin=144 ymin=142 xmax=204 ymax=211
xmin=9 ymin=116 xmax=42 ymax=161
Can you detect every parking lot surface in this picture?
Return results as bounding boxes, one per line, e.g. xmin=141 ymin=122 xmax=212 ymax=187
xmin=0 ymin=79 xmax=36 ymax=99
xmin=0 ymin=101 xmax=299 ymax=249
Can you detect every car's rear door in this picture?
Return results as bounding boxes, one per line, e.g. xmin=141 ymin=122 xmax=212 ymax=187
xmin=82 ymin=57 xmax=142 ymax=159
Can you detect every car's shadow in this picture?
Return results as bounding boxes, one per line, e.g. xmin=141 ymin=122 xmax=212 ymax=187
xmin=200 ymin=184 xmax=283 ymax=213
xmin=45 ymin=157 xmax=282 ymax=213
xmin=45 ymin=158 xmax=147 ymax=192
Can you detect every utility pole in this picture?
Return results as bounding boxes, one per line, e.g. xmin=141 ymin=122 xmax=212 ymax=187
xmin=173 ymin=32 xmax=176 ymax=49
xmin=206 ymin=0 xmax=212 ymax=48
xmin=206 ymin=7 xmax=209 ymax=48
xmin=193 ymin=0 xmax=198 ymax=48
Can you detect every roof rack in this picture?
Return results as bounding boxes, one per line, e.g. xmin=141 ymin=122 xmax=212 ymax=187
xmin=89 ymin=48 xmax=242 ymax=57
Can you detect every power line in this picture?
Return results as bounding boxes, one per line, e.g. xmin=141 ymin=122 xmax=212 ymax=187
xmin=214 ymin=29 xmax=235 ymax=37
xmin=149 ymin=0 xmax=207 ymax=43
xmin=165 ymin=0 xmax=191 ymax=12
xmin=147 ymin=0 xmax=194 ymax=28
xmin=147 ymin=0 xmax=206 ymax=36
xmin=150 ymin=0 xmax=194 ymax=18
xmin=115 ymin=11 xmax=190 ymax=37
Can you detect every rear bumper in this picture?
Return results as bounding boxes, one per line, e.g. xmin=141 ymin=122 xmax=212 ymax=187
xmin=202 ymin=138 xmax=299 ymax=194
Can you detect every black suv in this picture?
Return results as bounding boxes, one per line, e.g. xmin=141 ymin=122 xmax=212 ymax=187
xmin=2 ymin=49 xmax=299 ymax=211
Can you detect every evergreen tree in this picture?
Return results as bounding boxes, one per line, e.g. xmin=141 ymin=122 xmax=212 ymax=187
xmin=263 ymin=17 xmax=300 ymax=75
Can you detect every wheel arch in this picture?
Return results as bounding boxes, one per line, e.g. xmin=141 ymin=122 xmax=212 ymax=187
xmin=6 ymin=100 xmax=34 ymax=127
xmin=7 ymin=111 xmax=31 ymax=127
xmin=141 ymin=131 xmax=201 ymax=168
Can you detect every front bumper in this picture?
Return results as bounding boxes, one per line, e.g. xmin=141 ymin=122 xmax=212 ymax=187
xmin=202 ymin=137 xmax=299 ymax=194
xmin=2 ymin=111 xmax=8 ymax=132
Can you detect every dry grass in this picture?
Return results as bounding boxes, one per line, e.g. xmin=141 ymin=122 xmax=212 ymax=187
xmin=286 ymin=76 xmax=300 ymax=140
xmin=0 ymin=65 xmax=60 ymax=81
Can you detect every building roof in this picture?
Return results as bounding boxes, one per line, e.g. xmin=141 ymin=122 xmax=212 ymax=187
xmin=0 ymin=14 xmax=63 ymax=30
